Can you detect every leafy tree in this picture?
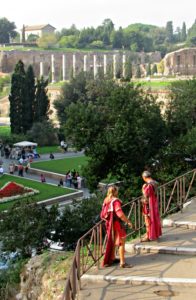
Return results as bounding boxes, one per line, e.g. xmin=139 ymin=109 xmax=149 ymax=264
xmin=89 ymin=40 xmax=104 ymax=49
xmin=27 ymin=120 xmax=58 ymax=146
xmin=54 ymin=72 xmax=87 ymax=126
xmin=187 ymin=20 xmax=196 ymax=46
xmin=55 ymin=196 xmax=102 ymax=245
xmin=165 ymin=21 xmax=174 ymax=43
xmin=111 ymin=27 xmax=124 ymax=48
xmin=0 ymin=17 xmax=17 ymax=43
xmin=59 ymin=35 xmax=78 ymax=48
xmin=37 ymin=33 xmax=57 ymax=49
xmin=62 ymin=77 xmax=165 ymax=189
xmin=9 ymin=60 xmax=26 ymax=134
xmin=27 ymin=33 xmax=39 ymax=42
xmin=0 ymin=202 xmax=59 ymax=257
xmin=34 ymin=77 xmax=50 ymax=122
xmin=165 ymin=79 xmax=196 ymax=138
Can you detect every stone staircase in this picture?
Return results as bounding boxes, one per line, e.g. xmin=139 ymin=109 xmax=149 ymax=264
xmin=79 ymin=198 xmax=196 ymax=300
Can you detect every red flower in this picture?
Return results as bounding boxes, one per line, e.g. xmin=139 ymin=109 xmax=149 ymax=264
xmin=0 ymin=182 xmax=33 ymax=199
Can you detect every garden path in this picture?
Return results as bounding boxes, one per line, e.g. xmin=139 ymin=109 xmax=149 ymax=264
xmin=0 ymin=151 xmax=90 ymax=199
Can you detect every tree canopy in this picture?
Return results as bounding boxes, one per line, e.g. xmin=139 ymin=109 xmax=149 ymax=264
xmin=0 ymin=17 xmax=17 ymax=43
xmin=55 ymin=73 xmax=166 ymax=189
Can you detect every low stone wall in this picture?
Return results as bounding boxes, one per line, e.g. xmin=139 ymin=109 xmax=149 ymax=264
xmin=37 ymin=190 xmax=83 ymax=206
xmin=29 ymin=167 xmax=65 ymax=181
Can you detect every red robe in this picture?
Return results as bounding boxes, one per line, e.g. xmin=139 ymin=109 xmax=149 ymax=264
xmin=102 ymin=198 xmax=126 ymax=267
xmin=143 ymin=182 xmax=162 ymax=240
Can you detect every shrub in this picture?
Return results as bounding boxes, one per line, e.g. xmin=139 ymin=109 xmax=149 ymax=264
xmin=27 ymin=120 xmax=58 ymax=146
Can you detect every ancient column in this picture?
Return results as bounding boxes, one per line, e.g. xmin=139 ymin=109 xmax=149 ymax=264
xmin=51 ymin=54 xmax=55 ymax=83
xmin=104 ymin=54 xmax=107 ymax=76
xmin=83 ymin=55 xmax=87 ymax=72
xmin=40 ymin=62 xmax=44 ymax=77
xmin=62 ymin=54 xmax=66 ymax=81
xmin=93 ymin=55 xmax=98 ymax=79
xmin=113 ymin=54 xmax=117 ymax=79
xmin=122 ymin=54 xmax=126 ymax=78
xmin=73 ymin=54 xmax=76 ymax=77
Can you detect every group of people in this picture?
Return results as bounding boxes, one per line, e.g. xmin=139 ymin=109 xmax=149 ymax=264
xmin=65 ymin=170 xmax=82 ymax=189
xmin=101 ymin=170 xmax=162 ymax=268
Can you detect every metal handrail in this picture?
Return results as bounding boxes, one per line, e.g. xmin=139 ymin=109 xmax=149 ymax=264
xmin=62 ymin=168 xmax=196 ymax=300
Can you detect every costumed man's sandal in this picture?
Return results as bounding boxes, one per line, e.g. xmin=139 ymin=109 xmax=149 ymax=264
xmin=120 ymin=263 xmax=133 ymax=268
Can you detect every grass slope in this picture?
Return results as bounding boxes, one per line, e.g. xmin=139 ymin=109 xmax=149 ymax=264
xmin=0 ymin=174 xmax=75 ymax=211
xmin=0 ymin=126 xmax=10 ymax=137
xmin=31 ymin=156 xmax=88 ymax=175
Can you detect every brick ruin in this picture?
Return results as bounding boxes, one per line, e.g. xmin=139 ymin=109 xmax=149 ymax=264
xmin=163 ymin=48 xmax=196 ymax=76
xmin=0 ymin=49 xmax=161 ymax=81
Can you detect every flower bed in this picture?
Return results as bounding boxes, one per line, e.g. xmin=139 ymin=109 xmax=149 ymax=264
xmin=0 ymin=182 xmax=39 ymax=203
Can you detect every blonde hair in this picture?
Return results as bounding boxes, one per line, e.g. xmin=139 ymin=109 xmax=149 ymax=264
xmin=107 ymin=185 xmax=118 ymax=199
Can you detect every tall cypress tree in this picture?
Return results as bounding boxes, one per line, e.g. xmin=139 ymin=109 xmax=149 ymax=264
xmin=181 ymin=22 xmax=187 ymax=41
xmin=9 ymin=60 xmax=26 ymax=134
xmin=146 ymin=63 xmax=151 ymax=76
xmin=34 ymin=77 xmax=50 ymax=122
xmin=165 ymin=21 xmax=174 ymax=43
xmin=23 ymin=65 xmax=36 ymax=132
xmin=135 ymin=65 xmax=141 ymax=78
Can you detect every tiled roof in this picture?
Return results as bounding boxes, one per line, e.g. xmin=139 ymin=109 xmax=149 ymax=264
xmin=24 ymin=24 xmax=56 ymax=31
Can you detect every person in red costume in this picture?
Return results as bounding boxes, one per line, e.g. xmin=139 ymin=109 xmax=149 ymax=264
xmin=141 ymin=170 xmax=162 ymax=242
xmin=101 ymin=185 xmax=133 ymax=268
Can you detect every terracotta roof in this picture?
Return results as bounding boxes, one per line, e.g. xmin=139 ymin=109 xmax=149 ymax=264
xmin=24 ymin=24 xmax=56 ymax=31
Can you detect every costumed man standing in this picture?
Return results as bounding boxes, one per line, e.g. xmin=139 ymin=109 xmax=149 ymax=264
xmin=141 ymin=170 xmax=162 ymax=242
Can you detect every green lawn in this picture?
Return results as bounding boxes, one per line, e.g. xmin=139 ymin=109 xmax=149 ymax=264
xmin=31 ymin=156 xmax=88 ymax=175
xmin=0 ymin=125 xmax=11 ymax=137
xmin=0 ymin=174 xmax=75 ymax=211
xmin=133 ymin=80 xmax=172 ymax=90
xmin=37 ymin=145 xmax=62 ymax=154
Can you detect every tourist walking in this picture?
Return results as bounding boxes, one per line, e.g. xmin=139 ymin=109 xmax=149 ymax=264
xmin=18 ymin=164 xmax=24 ymax=177
xmin=141 ymin=170 xmax=162 ymax=242
xmin=100 ymin=185 xmax=133 ymax=268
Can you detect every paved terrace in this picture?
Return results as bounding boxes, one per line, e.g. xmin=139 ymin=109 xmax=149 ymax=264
xmin=80 ymin=197 xmax=196 ymax=300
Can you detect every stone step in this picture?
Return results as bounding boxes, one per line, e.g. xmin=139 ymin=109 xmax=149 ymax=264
xmin=79 ymin=281 xmax=196 ymax=300
xmin=82 ymin=274 xmax=196 ymax=287
xmin=126 ymin=243 xmax=196 ymax=255
xmin=163 ymin=219 xmax=196 ymax=229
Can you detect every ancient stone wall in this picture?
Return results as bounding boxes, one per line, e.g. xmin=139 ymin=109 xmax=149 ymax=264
xmin=163 ymin=48 xmax=196 ymax=76
xmin=0 ymin=49 xmax=161 ymax=80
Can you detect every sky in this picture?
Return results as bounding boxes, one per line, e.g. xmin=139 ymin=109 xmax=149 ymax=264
xmin=1 ymin=0 xmax=196 ymax=32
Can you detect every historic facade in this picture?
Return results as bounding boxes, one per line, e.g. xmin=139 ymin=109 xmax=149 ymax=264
xmin=0 ymin=49 xmax=161 ymax=81
xmin=21 ymin=24 xmax=56 ymax=40
xmin=163 ymin=48 xmax=196 ymax=76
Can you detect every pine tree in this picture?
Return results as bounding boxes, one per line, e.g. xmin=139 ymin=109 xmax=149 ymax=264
xmin=9 ymin=60 xmax=26 ymax=134
xmin=23 ymin=65 xmax=36 ymax=132
xmin=181 ymin=22 xmax=187 ymax=41
xmin=34 ymin=77 xmax=50 ymax=122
